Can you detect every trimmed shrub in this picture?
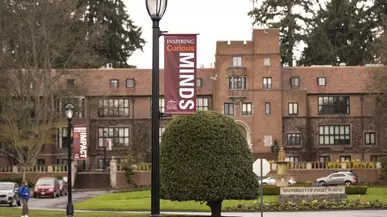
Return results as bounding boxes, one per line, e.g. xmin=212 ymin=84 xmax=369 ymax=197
xmin=261 ymin=186 xmax=280 ymax=195
xmin=160 ymin=111 xmax=258 ymax=217
xmin=345 ymin=186 xmax=367 ymax=195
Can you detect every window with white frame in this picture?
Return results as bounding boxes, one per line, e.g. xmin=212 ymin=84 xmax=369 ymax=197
xmin=159 ymin=127 xmax=165 ymax=143
xmin=232 ymin=56 xmax=242 ymax=67
xmin=223 ymin=102 xmax=234 ymax=115
xmin=197 ymin=97 xmax=209 ymax=110
xmin=287 ymin=133 xmax=301 ymax=146
xmin=228 ymin=76 xmax=246 ymax=90
xmin=57 ymin=127 xmax=69 ymax=149
xmin=196 ymin=78 xmax=202 ymax=88
xmin=340 ymin=156 xmax=351 ymax=162
xmin=110 ymin=79 xmax=119 ymax=88
xmin=317 ymin=77 xmax=326 ymax=86
xmin=98 ymin=127 xmax=130 ymax=148
xmin=290 ymin=77 xmax=300 ymax=87
xmin=263 ymin=77 xmax=272 ymax=89
xmin=319 ymin=156 xmax=331 ymax=162
xmin=289 ymin=156 xmax=299 ymax=162
xmin=364 ymin=132 xmax=376 ymax=145
xmin=241 ymin=102 xmax=252 ymax=115
xmin=150 ymin=98 xmax=165 ymax=114
xmin=98 ymin=98 xmax=129 ymax=117
xmin=319 ymin=125 xmax=350 ymax=145
xmin=288 ymin=102 xmax=298 ymax=115
xmin=265 ymin=102 xmax=271 ymax=115
xmin=126 ymin=78 xmax=135 ymax=88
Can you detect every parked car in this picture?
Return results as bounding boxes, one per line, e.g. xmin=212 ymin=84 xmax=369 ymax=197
xmin=258 ymin=177 xmax=296 ymax=185
xmin=0 ymin=182 xmax=21 ymax=207
xmin=33 ymin=177 xmax=61 ymax=198
xmin=316 ymin=171 xmax=358 ymax=186
xmin=59 ymin=180 xmax=68 ymax=196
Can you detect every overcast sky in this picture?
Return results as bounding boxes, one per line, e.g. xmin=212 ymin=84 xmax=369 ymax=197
xmin=124 ymin=0 xmax=255 ymax=69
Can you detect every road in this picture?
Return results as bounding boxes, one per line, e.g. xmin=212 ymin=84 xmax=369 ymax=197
xmin=0 ymin=190 xmax=110 ymax=209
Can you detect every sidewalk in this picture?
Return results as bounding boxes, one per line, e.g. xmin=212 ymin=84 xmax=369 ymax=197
xmin=28 ymin=207 xmax=387 ymax=217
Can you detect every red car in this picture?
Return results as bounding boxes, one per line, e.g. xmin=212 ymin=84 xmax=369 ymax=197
xmin=33 ymin=177 xmax=61 ymax=198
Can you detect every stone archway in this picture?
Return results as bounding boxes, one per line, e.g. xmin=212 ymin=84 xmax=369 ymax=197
xmin=235 ymin=120 xmax=252 ymax=150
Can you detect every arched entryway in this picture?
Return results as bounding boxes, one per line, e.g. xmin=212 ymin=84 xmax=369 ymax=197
xmin=235 ymin=120 xmax=252 ymax=150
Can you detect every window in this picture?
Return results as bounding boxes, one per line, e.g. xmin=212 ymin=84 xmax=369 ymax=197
xmin=150 ymin=98 xmax=165 ymax=113
xmin=319 ymin=156 xmax=331 ymax=162
xmin=60 ymin=97 xmax=86 ymax=118
xmin=265 ymin=102 xmax=271 ymax=115
xmin=228 ymin=76 xmax=246 ymax=90
xmin=290 ymin=77 xmax=300 ymax=87
xmin=287 ymin=133 xmax=301 ymax=146
xmin=98 ymin=98 xmax=129 ymax=117
xmin=289 ymin=156 xmax=299 ymax=162
xmin=197 ymin=78 xmax=202 ymax=88
xmin=232 ymin=56 xmax=242 ymax=67
xmin=317 ymin=77 xmax=326 ymax=86
xmin=318 ymin=96 xmax=350 ymax=115
xmin=319 ymin=125 xmax=350 ymax=145
xmin=288 ymin=102 xmax=298 ymax=115
xmin=98 ymin=127 xmax=130 ymax=148
xmin=371 ymin=155 xmax=386 ymax=162
xmin=364 ymin=132 xmax=376 ymax=145
xmin=57 ymin=127 xmax=71 ymax=149
xmin=242 ymin=102 xmax=252 ymax=115
xmin=126 ymin=78 xmax=135 ymax=88
xmin=223 ymin=102 xmax=234 ymax=115
xmin=340 ymin=156 xmax=351 ymax=162
xmin=37 ymin=159 xmax=45 ymax=165
xmin=263 ymin=77 xmax=272 ymax=89
xmin=110 ymin=79 xmax=119 ymax=88
xmin=197 ymin=97 xmax=209 ymax=110
xmin=67 ymin=79 xmax=75 ymax=89
xmin=159 ymin=127 xmax=165 ymax=143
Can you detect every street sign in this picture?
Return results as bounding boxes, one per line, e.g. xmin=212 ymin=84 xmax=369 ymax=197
xmin=253 ymin=158 xmax=271 ymax=177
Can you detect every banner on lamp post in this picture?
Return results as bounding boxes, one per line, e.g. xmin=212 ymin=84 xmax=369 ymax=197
xmin=164 ymin=34 xmax=198 ymax=114
xmin=73 ymin=126 xmax=87 ymax=160
xmin=106 ymin=138 xmax=112 ymax=151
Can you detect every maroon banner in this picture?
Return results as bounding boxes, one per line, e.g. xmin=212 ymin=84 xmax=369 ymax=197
xmin=164 ymin=34 xmax=197 ymax=114
xmin=73 ymin=126 xmax=87 ymax=160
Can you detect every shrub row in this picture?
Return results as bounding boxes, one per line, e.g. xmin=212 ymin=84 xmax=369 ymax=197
xmin=258 ymin=185 xmax=367 ymax=195
xmin=225 ymin=199 xmax=386 ymax=212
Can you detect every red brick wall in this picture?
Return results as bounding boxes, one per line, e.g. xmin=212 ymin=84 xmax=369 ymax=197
xmin=0 ymin=172 xmax=67 ymax=184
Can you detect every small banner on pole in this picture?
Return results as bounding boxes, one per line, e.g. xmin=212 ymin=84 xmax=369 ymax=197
xmin=106 ymin=138 xmax=112 ymax=151
xmin=164 ymin=34 xmax=198 ymax=114
xmin=73 ymin=126 xmax=87 ymax=160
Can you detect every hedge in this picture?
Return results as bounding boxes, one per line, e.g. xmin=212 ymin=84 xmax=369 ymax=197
xmin=258 ymin=185 xmax=368 ymax=195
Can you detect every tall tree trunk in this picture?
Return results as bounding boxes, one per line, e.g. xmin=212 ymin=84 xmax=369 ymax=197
xmin=207 ymin=200 xmax=222 ymax=217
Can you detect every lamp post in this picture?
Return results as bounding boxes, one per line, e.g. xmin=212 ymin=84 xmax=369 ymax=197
xmin=64 ymin=103 xmax=75 ymax=217
xmin=103 ymin=131 xmax=107 ymax=171
xmin=145 ymin=0 xmax=167 ymax=216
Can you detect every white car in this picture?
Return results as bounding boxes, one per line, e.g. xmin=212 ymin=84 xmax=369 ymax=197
xmin=258 ymin=177 xmax=296 ymax=185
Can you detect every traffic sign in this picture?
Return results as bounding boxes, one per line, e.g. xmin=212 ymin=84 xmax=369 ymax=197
xmin=253 ymin=158 xmax=271 ymax=177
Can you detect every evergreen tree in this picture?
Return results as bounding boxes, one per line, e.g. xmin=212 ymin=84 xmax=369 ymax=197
xmin=78 ymin=0 xmax=145 ymax=68
xmin=248 ymin=0 xmax=317 ymax=66
xmin=300 ymin=0 xmax=387 ymax=66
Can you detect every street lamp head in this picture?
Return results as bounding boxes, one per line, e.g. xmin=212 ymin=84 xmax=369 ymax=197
xmin=146 ymin=0 xmax=167 ymax=20
xmin=64 ymin=103 xmax=75 ymax=120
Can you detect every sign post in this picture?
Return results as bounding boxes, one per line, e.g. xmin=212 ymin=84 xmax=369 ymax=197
xmin=253 ymin=158 xmax=271 ymax=217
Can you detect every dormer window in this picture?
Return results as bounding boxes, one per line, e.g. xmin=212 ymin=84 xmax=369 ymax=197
xmin=232 ymin=56 xmax=242 ymax=67
xmin=67 ymin=79 xmax=75 ymax=89
xmin=110 ymin=79 xmax=119 ymax=88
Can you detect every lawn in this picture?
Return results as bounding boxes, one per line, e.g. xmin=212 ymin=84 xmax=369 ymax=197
xmin=75 ymin=187 xmax=387 ymax=211
xmin=0 ymin=208 xmax=147 ymax=217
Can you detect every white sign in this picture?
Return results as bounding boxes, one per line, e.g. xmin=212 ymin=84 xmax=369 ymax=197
xmin=264 ymin=135 xmax=272 ymax=147
xmin=253 ymin=158 xmax=271 ymax=177
xmin=106 ymin=138 xmax=112 ymax=151
xmin=280 ymin=186 xmax=345 ymax=195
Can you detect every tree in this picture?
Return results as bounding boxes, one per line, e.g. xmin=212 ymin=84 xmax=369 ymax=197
xmin=78 ymin=0 xmax=145 ymax=68
xmin=300 ymin=0 xmax=387 ymax=66
xmin=0 ymin=0 xmax=99 ymax=178
xmin=248 ymin=0 xmax=317 ymax=66
xmin=160 ymin=111 xmax=258 ymax=217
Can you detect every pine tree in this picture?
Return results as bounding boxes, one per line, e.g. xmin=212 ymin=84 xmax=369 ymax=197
xmin=248 ymin=0 xmax=317 ymax=66
xmin=79 ymin=0 xmax=145 ymax=68
xmin=300 ymin=0 xmax=387 ymax=66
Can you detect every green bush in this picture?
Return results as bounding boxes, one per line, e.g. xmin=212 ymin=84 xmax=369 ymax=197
xmin=160 ymin=111 xmax=258 ymax=216
xmin=121 ymin=155 xmax=136 ymax=186
xmin=345 ymin=186 xmax=367 ymax=195
xmin=260 ymin=186 xmax=280 ymax=195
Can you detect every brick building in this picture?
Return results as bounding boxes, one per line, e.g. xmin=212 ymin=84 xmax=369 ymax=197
xmin=0 ymin=28 xmax=386 ymax=168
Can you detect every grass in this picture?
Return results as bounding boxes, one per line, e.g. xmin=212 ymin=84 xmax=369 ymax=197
xmin=0 ymin=207 xmax=148 ymax=217
xmin=75 ymin=187 xmax=387 ymax=211
xmin=75 ymin=189 xmax=274 ymax=211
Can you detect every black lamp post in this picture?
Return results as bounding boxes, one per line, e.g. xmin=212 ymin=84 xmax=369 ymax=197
xmin=103 ymin=131 xmax=107 ymax=171
xmin=145 ymin=0 xmax=167 ymax=216
xmin=64 ymin=103 xmax=75 ymax=217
